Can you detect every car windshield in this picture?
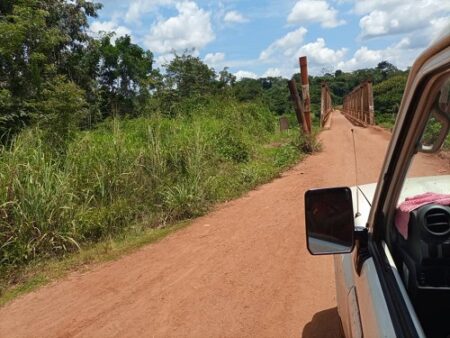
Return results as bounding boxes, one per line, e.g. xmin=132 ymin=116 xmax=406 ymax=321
xmin=398 ymin=76 xmax=450 ymax=204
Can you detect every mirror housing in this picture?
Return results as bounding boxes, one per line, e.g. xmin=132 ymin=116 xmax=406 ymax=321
xmin=419 ymin=108 xmax=450 ymax=153
xmin=305 ymin=187 xmax=355 ymax=255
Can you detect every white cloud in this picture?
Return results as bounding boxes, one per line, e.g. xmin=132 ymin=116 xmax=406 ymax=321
xmin=259 ymin=30 xmax=347 ymax=77
xmin=357 ymin=1 xmax=450 ymax=39
xmin=337 ymin=37 xmax=423 ymax=72
xmin=287 ymin=0 xmax=345 ymax=28
xmin=259 ymin=27 xmax=307 ymax=61
xmin=223 ymin=10 xmax=248 ymax=23
xmin=431 ymin=17 xmax=450 ymax=43
xmin=204 ymin=52 xmax=225 ymax=66
xmin=351 ymin=1 xmax=450 ymax=71
xmin=155 ymin=53 xmax=176 ymax=68
xmin=263 ymin=68 xmax=282 ymax=78
xmin=297 ymin=38 xmax=347 ymax=66
xmin=89 ymin=20 xmax=132 ymax=41
xmin=125 ymin=0 xmax=174 ymax=23
xmin=353 ymin=0 xmax=404 ymax=15
xmin=144 ymin=1 xmax=215 ymax=54
xmin=359 ymin=11 xmax=392 ymax=37
xmin=257 ymin=32 xmax=427 ymax=77
xmin=235 ymin=70 xmax=258 ymax=80
xmin=337 ymin=47 xmax=383 ymax=71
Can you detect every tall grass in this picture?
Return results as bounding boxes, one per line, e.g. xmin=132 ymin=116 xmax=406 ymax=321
xmin=0 ymin=98 xmax=309 ymax=290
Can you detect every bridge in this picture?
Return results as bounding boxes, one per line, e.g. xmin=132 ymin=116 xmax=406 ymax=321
xmin=287 ymin=56 xmax=377 ymax=132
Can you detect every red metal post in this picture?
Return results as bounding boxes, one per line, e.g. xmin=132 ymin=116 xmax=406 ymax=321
xmin=288 ymin=78 xmax=308 ymax=134
xmin=320 ymin=84 xmax=326 ymax=126
xmin=320 ymin=83 xmax=332 ymax=127
xmin=299 ymin=56 xmax=312 ymax=133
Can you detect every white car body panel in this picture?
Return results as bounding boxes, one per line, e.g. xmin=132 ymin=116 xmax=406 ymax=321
xmin=308 ymin=34 xmax=450 ymax=337
xmin=356 ymin=257 xmax=396 ymax=338
xmin=335 ymin=254 xmax=396 ymax=338
xmin=334 ymin=175 xmax=449 ymax=337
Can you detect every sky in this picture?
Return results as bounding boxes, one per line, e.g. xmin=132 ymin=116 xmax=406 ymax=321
xmin=89 ymin=0 xmax=450 ymax=79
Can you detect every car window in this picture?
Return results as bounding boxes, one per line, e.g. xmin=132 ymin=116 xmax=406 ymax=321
xmin=397 ymin=76 xmax=450 ymax=204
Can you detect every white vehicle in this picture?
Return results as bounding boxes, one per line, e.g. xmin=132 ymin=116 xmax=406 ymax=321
xmin=305 ymin=34 xmax=450 ymax=337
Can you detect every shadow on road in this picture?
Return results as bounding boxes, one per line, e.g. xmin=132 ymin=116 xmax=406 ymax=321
xmin=302 ymin=307 xmax=343 ymax=338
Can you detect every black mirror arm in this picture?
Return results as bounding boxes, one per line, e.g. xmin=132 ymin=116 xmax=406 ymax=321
xmin=354 ymin=226 xmax=370 ymax=276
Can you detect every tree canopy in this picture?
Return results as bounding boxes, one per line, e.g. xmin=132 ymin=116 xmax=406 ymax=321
xmin=0 ymin=1 xmax=410 ymax=143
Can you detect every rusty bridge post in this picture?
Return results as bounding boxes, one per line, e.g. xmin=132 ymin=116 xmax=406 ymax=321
xmin=359 ymin=84 xmax=363 ymax=122
xmin=320 ymin=83 xmax=332 ymax=127
xmin=320 ymin=84 xmax=325 ymax=126
xmin=288 ymin=78 xmax=308 ymax=134
xmin=299 ymin=56 xmax=312 ymax=133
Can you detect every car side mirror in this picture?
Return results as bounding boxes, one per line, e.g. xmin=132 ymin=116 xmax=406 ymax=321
xmin=305 ymin=187 xmax=355 ymax=255
xmin=419 ymin=108 xmax=449 ymax=153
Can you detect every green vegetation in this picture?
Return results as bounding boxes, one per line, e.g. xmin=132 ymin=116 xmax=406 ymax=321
xmin=0 ymin=1 xmax=316 ymax=299
xmin=0 ymin=1 xmax=296 ymax=143
xmin=0 ymin=96 xmax=310 ymax=297
xmin=373 ymin=73 xmax=409 ymax=129
xmin=421 ymin=115 xmax=450 ymax=151
xmin=1 ymin=0 xmax=421 ymax=301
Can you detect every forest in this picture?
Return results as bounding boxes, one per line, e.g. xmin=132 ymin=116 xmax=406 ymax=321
xmin=0 ymin=0 xmax=409 ymax=294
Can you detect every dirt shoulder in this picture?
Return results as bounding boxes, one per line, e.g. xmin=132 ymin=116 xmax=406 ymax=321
xmin=0 ymin=112 xmax=447 ymax=338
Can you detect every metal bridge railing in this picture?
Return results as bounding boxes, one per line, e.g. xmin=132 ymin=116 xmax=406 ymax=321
xmin=342 ymin=80 xmax=375 ymax=126
xmin=320 ymin=83 xmax=333 ymax=127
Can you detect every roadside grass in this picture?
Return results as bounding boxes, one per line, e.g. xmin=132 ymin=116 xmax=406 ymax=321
xmin=0 ymin=99 xmax=316 ymax=305
xmin=375 ymin=113 xmax=396 ymax=130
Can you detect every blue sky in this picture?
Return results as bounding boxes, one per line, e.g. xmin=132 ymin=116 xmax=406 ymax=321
xmin=90 ymin=0 xmax=450 ymax=79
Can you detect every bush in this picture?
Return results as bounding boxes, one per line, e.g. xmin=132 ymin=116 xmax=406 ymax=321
xmin=373 ymin=74 xmax=408 ymax=115
xmin=0 ymin=98 xmax=307 ymax=277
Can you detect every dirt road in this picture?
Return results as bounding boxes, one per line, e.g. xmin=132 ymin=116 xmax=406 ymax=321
xmin=0 ymin=112 xmax=447 ymax=338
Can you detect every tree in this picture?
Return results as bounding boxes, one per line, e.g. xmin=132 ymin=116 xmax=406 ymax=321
xmin=233 ymin=78 xmax=263 ymax=102
xmin=34 ymin=75 xmax=88 ymax=152
xmin=376 ymin=61 xmax=399 ymax=80
xmin=218 ymin=67 xmax=236 ymax=90
xmin=164 ymin=53 xmax=216 ymax=98
xmin=261 ymin=77 xmax=292 ymax=115
xmin=154 ymin=52 xmax=217 ymax=117
xmin=0 ymin=0 xmax=101 ymax=141
xmin=97 ymin=35 xmax=156 ymax=117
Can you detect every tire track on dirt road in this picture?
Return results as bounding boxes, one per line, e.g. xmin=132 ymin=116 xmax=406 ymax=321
xmin=1 ymin=112 xmax=447 ymax=337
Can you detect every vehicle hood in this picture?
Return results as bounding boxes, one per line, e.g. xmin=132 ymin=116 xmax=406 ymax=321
xmin=350 ymin=175 xmax=450 ymax=227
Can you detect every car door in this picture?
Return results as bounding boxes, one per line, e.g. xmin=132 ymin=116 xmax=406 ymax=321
xmin=333 ymin=188 xmax=397 ymax=338
xmin=305 ymin=187 xmax=405 ymax=337
xmin=364 ymin=34 xmax=450 ymax=338
xmin=305 ymin=33 xmax=450 ymax=338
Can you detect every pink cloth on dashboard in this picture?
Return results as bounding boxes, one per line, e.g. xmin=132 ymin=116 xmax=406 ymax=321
xmin=395 ymin=192 xmax=450 ymax=239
